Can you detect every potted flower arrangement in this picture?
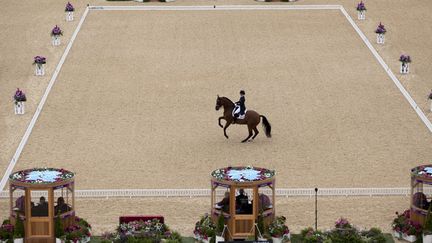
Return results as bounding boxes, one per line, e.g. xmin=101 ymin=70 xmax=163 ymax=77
xmin=51 ymin=25 xmax=63 ymax=46
xmin=402 ymin=220 xmax=422 ymax=242
xmin=65 ymin=2 xmax=75 ymax=22
xmin=423 ymin=204 xmax=432 ymax=243
xmin=356 ymin=1 xmax=366 ymax=20
xmin=193 ymin=214 xmax=216 ymax=243
xmin=13 ymin=88 xmax=26 ymax=115
xmin=392 ymin=210 xmax=409 ymax=239
xmin=399 ymin=54 xmax=411 ymax=74
xmin=33 ymin=55 xmax=46 ymax=76
xmin=0 ymin=221 xmax=14 ymax=243
xmin=64 ymin=216 xmax=91 ymax=243
xmin=13 ymin=216 xmax=24 ymax=243
xmin=299 ymin=227 xmax=325 ymax=243
xmin=326 ymin=217 xmax=362 ymax=243
xmin=375 ymin=22 xmax=386 ymax=44
xmin=268 ymin=216 xmax=290 ymax=243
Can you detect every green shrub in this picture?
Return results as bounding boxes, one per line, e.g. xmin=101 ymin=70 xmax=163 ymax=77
xmin=54 ymin=216 xmax=64 ymax=238
xmin=13 ymin=217 xmax=24 ymax=238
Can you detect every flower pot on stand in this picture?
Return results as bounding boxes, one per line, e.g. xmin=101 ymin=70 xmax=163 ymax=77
xmin=402 ymin=234 xmax=417 ymax=242
xmin=400 ymin=62 xmax=410 ymax=74
xmin=52 ymin=35 xmax=61 ymax=46
xmin=357 ymin=10 xmax=365 ymax=20
xmin=66 ymin=11 xmax=74 ymax=21
xmin=35 ymin=63 xmax=45 ymax=76
xmin=376 ymin=33 xmax=385 ymax=44
xmin=14 ymin=239 xmax=24 ymax=243
xmin=14 ymin=101 xmax=25 ymax=115
xmin=423 ymin=234 xmax=432 ymax=243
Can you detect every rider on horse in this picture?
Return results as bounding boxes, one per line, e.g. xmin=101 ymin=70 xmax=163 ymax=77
xmin=233 ymin=90 xmax=246 ymax=123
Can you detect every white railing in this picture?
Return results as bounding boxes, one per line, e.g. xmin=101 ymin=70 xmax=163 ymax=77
xmin=0 ymin=187 xmax=417 ymax=199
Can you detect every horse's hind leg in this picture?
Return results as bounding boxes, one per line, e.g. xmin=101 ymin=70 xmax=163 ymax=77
xmin=252 ymin=127 xmax=259 ymax=140
xmin=241 ymin=127 xmax=253 ymax=143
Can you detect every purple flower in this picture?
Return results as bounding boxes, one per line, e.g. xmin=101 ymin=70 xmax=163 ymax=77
xmin=51 ymin=25 xmax=63 ymax=36
xmin=375 ymin=22 xmax=386 ymax=34
xmin=399 ymin=54 xmax=412 ymax=63
xmin=65 ymin=2 xmax=75 ymax=12
xmin=357 ymin=1 xmax=366 ymax=11
xmin=33 ymin=56 xmax=46 ymax=64
xmin=14 ymin=88 xmax=27 ymax=102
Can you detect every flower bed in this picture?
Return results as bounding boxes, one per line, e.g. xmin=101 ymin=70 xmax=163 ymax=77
xmin=110 ymin=219 xmax=181 ymax=242
xmin=399 ymin=54 xmax=412 ymax=63
xmin=211 ymin=166 xmax=275 ymax=182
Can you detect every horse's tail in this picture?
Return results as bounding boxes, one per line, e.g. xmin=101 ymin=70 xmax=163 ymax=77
xmin=260 ymin=115 xmax=272 ymax=138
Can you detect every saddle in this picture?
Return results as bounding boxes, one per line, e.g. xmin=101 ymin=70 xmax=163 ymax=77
xmin=233 ymin=105 xmax=246 ymax=120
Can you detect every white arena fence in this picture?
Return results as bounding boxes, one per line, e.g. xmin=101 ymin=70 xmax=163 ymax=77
xmin=0 ymin=188 xmax=421 ymax=199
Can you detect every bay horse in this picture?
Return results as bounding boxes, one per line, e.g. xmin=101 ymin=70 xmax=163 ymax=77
xmin=215 ymin=95 xmax=271 ymax=143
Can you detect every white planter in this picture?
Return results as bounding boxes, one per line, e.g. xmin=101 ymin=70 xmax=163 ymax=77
xmin=357 ymin=10 xmax=365 ymax=20
xmin=202 ymin=237 xmax=211 ymax=243
xmin=14 ymin=239 xmax=24 ymax=243
xmin=258 ymin=237 xmax=267 ymax=241
xmin=272 ymin=237 xmax=282 ymax=243
xmin=215 ymin=235 xmax=224 ymax=243
xmin=52 ymin=35 xmax=61 ymax=46
xmin=376 ymin=33 xmax=385 ymax=44
xmin=14 ymin=101 xmax=25 ymax=115
xmin=393 ymin=230 xmax=402 ymax=239
xmin=400 ymin=62 xmax=410 ymax=74
xmin=35 ymin=63 xmax=45 ymax=76
xmin=56 ymin=238 xmax=64 ymax=243
xmin=424 ymin=234 xmax=432 ymax=243
xmin=430 ymin=100 xmax=432 ymax=112
xmin=402 ymin=234 xmax=417 ymax=242
xmin=66 ymin=11 xmax=74 ymax=21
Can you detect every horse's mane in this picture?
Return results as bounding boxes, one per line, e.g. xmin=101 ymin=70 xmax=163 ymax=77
xmin=220 ymin=96 xmax=234 ymax=104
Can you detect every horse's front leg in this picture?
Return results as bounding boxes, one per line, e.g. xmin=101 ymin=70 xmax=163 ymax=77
xmin=223 ymin=122 xmax=231 ymax=139
xmin=218 ymin=116 xmax=225 ymax=128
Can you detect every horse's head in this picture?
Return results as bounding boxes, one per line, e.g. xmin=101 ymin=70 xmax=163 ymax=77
xmin=215 ymin=95 xmax=221 ymax=111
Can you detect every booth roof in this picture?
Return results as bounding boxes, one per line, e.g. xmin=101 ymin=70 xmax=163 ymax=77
xmin=9 ymin=168 xmax=74 ymax=184
xmin=211 ymin=166 xmax=275 ymax=182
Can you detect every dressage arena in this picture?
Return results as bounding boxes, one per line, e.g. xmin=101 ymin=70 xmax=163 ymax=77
xmin=1 ymin=0 xmax=432 ymax=236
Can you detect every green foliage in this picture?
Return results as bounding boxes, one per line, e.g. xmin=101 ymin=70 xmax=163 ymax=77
xmin=360 ymin=228 xmax=386 ymax=243
xmin=257 ymin=212 xmax=265 ymax=237
xmin=425 ymin=204 xmax=432 ymax=235
xmin=216 ymin=214 xmax=225 ymax=236
xmin=299 ymin=227 xmax=325 ymax=243
xmin=13 ymin=217 xmax=24 ymax=238
xmin=54 ymin=216 xmax=64 ymax=238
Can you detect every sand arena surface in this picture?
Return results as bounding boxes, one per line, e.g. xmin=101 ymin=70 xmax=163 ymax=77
xmin=1 ymin=0 xmax=432 ymax=237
